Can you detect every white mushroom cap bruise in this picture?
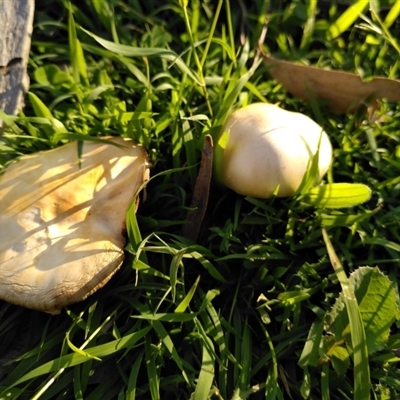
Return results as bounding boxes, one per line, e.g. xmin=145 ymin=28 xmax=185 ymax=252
xmin=220 ymin=103 xmax=333 ymax=198
xmin=0 ymin=137 xmax=149 ymax=314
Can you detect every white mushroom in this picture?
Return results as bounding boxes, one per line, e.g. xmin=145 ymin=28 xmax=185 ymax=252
xmin=0 ymin=137 xmax=149 ymax=314
xmin=215 ymin=103 xmax=333 ymax=198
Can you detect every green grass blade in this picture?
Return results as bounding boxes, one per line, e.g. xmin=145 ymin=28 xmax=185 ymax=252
xmin=298 ymin=317 xmax=325 ymax=368
xmin=370 ymin=8 xmax=400 ymax=55
xmin=80 ymin=28 xmax=201 ymax=85
xmin=192 ymin=335 xmax=215 ymax=400
xmin=179 ymin=111 xmax=197 ymax=187
xmin=300 ymin=0 xmax=318 ymax=50
xmin=253 ymin=317 xmax=278 ymax=397
xmin=133 ymin=313 xmax=196 ymax=322
xmin=384 ymin=1 xmax=400 ymax=29
xmin=169 ymin=248 xmax=185 ymax=303
xmin=200 ymin=0 xmax=224 ymax=67
xmin=145 ymin=340 xmax=160 ymax=400
xmin=321 ymin=363 xmax=330 ymax=400
xmin=187 ymin=249 xmax=226 ymax=282
xmin=239 ymin=320 xmax=252 ymax=392
xmin=152 ymin=320 xmax=191 ymax=384
xmin=4 ymin=1 xmax=400 ymax=398
xmin=27 ymin=92 xmax=53 ymax=119
xmin=329 ymin=0 xmax=368 ymax=39
xmin=68 ymin=4 xmax=88 ymax=84
xmin=73 ymin=365 xmax=84 ymax=400
xmin=175 ymin=275 xmax=200 ymax=313
xmin=65 ymin=332 xmax=102 ymax=362
xmin=125 ymin=351 xmax=144 ymax=400
xmin=0 ymin=326 xmax=151 ymax=392
xmin=322 ymin=228 xmax=370 ymax=400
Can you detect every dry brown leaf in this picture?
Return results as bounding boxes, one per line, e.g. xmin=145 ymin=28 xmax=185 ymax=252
xmin=263 ymin=54 xmax=400 ymax=114
xmin=182 ymin=134 xmax=213 ymax=242
xmin=0 ymin=137 xmax=149 ymax=314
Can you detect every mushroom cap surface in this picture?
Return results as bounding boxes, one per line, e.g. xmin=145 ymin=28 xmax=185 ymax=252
xmin=220 ymin=103 xmax=333 ymax=198
xmin=0 ymin=137 xmax=149 ymax=314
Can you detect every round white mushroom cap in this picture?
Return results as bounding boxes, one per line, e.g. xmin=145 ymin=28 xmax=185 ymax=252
xmin=217 ymin=103 xmax=333 ymax=198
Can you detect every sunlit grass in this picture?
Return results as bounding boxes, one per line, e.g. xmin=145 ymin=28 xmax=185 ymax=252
xmin=1 ymin=1 xmax=400 ymax=399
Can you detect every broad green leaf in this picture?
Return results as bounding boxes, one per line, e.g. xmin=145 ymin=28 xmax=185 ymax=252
xmin=326 ymin=266 xmax=399 ymax=354
xmin=322 ymin=229 xmax=370 ymax=400
xmin=351 ymin=267 xmax=399 ymax=353
xmin=301 ymin=183 xmax=371 ymax=208
xmin=329 ymin=0 xmax=368 ymax=39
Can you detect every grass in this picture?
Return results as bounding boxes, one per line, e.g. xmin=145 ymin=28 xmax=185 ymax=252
xmin=1 ymin=0 xmax=400 ymax=399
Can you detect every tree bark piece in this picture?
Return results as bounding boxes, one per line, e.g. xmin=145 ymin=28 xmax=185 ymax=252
xmin=0 ymin=0 xmax=35 ymax=129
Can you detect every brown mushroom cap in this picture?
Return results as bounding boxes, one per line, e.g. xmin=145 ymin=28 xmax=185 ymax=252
xmin=0 ymin=137 xmax=149 ymax=314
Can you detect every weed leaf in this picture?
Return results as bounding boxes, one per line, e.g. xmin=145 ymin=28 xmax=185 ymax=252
xmin=326 ymin=266 xmax=399 ymax=354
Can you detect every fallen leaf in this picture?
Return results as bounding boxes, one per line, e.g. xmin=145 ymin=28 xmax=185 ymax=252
xmin=0 ymin=137 xmax=149 ymax=314
xmin=262 ymin=53 xmax=400 ymax=114
xmin=182 ymin=134 xmax=213 ymax=242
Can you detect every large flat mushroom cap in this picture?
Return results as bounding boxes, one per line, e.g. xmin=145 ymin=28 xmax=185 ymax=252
xmin=0 ymin=137 xmax=149 ymax=314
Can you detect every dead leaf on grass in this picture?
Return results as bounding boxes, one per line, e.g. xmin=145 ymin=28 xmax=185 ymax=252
xmin=0 ymin=137 xmax=149 ymax=314
xmin=262 ymin=53 xmax=400 ymax=114
xmin=182 ymin=134 xmax=213 ymax=242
